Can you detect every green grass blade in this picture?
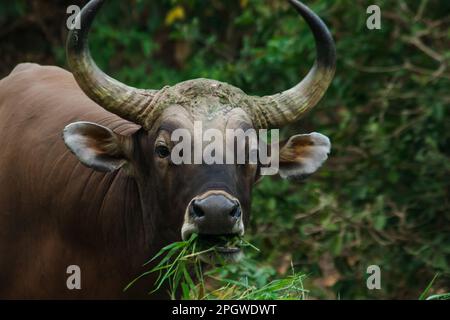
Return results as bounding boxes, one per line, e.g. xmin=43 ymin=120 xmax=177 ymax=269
xmin=419 ymin=273 xmax=439 ymax=300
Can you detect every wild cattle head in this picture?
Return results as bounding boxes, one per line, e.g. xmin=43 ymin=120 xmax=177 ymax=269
xmin=63 ymin=0 xmax=335 ymax=262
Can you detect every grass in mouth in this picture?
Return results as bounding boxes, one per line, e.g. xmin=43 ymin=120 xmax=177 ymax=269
xmin=124 ymin=233 xmax=308 ymax=300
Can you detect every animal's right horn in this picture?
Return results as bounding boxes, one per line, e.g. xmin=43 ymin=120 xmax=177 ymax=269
xmin=67 ymin=0 xmax=159 ymax=126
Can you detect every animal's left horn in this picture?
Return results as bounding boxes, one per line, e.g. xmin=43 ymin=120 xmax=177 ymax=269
xmin=66 ymin=0 xmax=158 ymax=126
xmin=251 ymin=0 xmax=336 ymax=128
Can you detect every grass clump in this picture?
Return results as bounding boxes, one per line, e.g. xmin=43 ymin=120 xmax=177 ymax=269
xmin=124 ymin=234 xmax=308 ymax=300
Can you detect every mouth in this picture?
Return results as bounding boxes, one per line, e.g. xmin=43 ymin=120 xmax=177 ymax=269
xmin=196 ymin=234 xmax=244 ymax=263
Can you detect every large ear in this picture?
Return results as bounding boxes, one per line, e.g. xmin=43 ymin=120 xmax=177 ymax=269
xmin=278 ymin=132 xmax=331 ymax=179
xmin=63 ymin=121 xmax=131 ymax=172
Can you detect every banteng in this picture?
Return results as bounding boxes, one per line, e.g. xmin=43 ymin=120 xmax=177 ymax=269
xmin=0 ymin=0 xmax=335 ymax=298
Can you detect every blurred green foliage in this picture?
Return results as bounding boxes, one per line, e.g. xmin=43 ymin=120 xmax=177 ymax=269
xmin=0 ymin=0 xmax=449 ymax=299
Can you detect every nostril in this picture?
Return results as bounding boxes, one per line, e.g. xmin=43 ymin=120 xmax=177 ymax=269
xmin=191 ymin=201 xmax=205 ymax=219
xmin=229 ymin=205 xmax=241 ymax=219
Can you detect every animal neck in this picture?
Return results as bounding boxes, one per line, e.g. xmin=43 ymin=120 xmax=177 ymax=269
xmin=95 ymin=170 xmax=178 ymax=268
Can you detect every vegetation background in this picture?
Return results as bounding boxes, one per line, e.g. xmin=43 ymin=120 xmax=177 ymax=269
xmin=0 ymin=0 xmax=448 ymax=299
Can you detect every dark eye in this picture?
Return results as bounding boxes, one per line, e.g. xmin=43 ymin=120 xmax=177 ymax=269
xmin=155 ymin=145 xmax=170 ymax=158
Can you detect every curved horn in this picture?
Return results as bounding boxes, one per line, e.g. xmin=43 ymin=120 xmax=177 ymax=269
xmin=66 ymin=0 xmax=158 ymax=125
xmin=253 ymin=0 xmax=336 ymax=128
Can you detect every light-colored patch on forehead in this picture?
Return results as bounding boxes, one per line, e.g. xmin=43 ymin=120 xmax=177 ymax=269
xmin=189 ymin=95 xmax=234 ymax=121
xmin=158 ymin=106 xmax=253 ymax=138
xmin=159 ymin=105 xmax=192 ymax=126
xmin=149 ymin=78 xmax=256 ymax=128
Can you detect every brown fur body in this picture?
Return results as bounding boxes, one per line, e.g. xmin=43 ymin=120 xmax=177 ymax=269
xmin=0 ymin=64 xmax=163 ymax=298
